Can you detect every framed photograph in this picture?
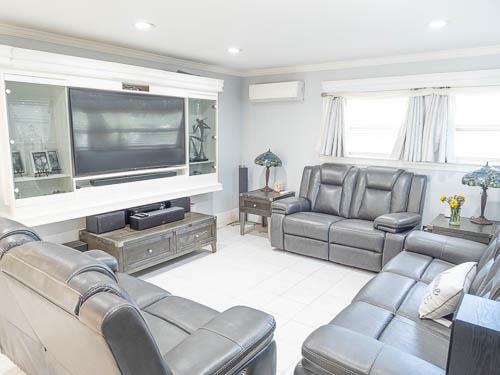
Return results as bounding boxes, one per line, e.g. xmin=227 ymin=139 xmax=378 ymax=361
xmin=31 ymin=151 xmax=50 ymax=176
xmin=47 ymin=150 xmax=61 ymax=173
xmin=11 ymin=151 xmax=25 ymax=175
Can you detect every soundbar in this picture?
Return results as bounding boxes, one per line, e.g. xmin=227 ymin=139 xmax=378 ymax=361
xmin=129 ymin=206 xmax=185 ymax=230
xmin=90 ymin=171 xmax=177 ymax=187
xmin=126 ymin=202 xmax=167 ymax=223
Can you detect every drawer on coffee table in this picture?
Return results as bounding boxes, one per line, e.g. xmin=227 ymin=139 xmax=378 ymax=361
xmin=176 ymin=221 xmax=215 ymax=251
xmin=123 ymin=234 xmax=173 ymax=270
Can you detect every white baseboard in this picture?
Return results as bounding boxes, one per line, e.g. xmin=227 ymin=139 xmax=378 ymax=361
xmin=216 ymin=208 xmax=239 ymax=228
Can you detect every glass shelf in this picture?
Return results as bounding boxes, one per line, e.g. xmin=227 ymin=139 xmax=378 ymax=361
xmin=188 ymin=98 xmax=217 ymax=176
xmin=6 ymin=81 xmax=74 ymax=199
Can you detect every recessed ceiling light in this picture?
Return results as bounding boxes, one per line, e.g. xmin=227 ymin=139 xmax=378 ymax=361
xmin=429 ymin=20 xmax=447 ymax=29
xmin=227 ymin=47 xmax=241 ymax=54
xmin=135 ymin=20 xmax=155 ymax=31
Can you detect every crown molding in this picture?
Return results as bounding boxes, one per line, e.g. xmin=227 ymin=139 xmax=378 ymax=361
xmin=2 ymin=23 xmax=500 ymax=79
xmin=242 ymin=45 xmax=500 ymax=77
xmin=0 ymin=23 xmax=242 ymax=76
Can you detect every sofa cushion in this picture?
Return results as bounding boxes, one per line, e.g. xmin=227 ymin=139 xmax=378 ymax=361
xmin=312 ymin=164 xmax=357 ymax=217
xmin=142 ymin=311 xmax=190 ymax=356
xmin=143 ymin=295 xmax=218 ymax=334
xmin=302 ymin=324 xmax=384 ymax=375
xmin=118 ymin=273 xmax=170 ymax=309
xmin=378 ymin=315 xmax=450 ymax=369
xmin=397 ymin=282 xmax=451 ymax=338
xmin=330 ymin=219 xmax=386 ymax=252
xmin=383 ymin=251 xmax=432 ymax=280
xmin=330 ymin=301 xmax=394 ymax=338
xmin=354 ymin=272 xmax=416 ymax=313
xmin=284 ymin=212 xmax=344 ymax=241
xmin=420 ymin=259 xmax=455 ymax=284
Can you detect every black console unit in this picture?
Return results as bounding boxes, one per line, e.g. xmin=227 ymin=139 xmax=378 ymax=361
xmin=86 ymin=210 xmax=126 ymax=234
xmin=129 ymin=207 xmax=185 ymax=230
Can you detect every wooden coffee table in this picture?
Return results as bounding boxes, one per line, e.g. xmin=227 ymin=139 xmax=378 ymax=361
xmin=239 ymin=189 xmax=294 ymax=235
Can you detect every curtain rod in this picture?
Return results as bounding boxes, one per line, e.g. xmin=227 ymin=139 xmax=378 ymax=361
xmin=321 ymin=86 xmax=451 ymax=97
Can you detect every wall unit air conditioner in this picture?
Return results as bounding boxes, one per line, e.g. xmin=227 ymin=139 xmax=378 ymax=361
xmin=248 ymin=81 xmax=304 ymax=102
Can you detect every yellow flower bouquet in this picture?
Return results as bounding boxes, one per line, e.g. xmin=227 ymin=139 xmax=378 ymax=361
xmin=439 ymin=194 xmax=465 ymax=225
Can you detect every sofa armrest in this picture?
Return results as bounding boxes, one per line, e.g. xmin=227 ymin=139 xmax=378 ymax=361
xmin=404 ymin=231 xmax=487 ymax=264
xmin=374 ymin=212 xmax=421 ymax=233
xmin=302 ymin=324 xmax=444 ymax=375
xmin=85 ymin=250 xmax=118 ymax=273
xmin=271 ymin=197 xmax=310 ymax=215
xmin=164 ymin=306 xmax=275 ymax=374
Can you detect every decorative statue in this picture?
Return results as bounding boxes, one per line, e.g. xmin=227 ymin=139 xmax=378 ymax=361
xmin=190 ymin=117 xmax=211 ymax=162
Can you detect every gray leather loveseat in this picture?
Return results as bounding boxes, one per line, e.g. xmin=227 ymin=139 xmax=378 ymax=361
xmin=0 ymin=217 xmax=277 ymax=375
xmin=271 ymin=164 xmax=427 ymax=271
xmin=294 ymin=230 xmax=500 ymax=375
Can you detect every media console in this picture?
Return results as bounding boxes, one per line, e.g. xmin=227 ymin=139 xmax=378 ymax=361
xmin=80 ymin=212 xmax=217 ymax=273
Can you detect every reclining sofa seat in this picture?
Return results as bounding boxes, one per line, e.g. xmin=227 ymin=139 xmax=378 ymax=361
xmin=294 ymin=229 xmax=500 ymax=375
xmin=0 ymin=217 xmax=277 ymax=375
xmin=271 ymin=163 xmax=427 ymax=271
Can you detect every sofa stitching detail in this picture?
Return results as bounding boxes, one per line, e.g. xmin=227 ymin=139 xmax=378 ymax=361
xmin=303 ymin=347 xmax=358 ymax=375
xmin=200 ymin=327 xmax=243 ymax=348
xmin=367 ymin=344 xmax=385 ymax=375
xmin=213 ymin=317 xmax=275 ymax=375
xmin=144 ymin=309 xmax=192 ymax=334
xmin=5 ymin=253 xmax=82 ymax=298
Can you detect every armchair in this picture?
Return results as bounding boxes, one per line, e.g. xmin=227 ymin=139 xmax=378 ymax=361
xmin=0 ymin=217 xmax=277 ymax=375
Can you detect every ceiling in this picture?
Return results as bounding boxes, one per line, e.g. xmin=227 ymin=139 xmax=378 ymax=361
xmin=1 ymin=0 xmax=500 ymax=73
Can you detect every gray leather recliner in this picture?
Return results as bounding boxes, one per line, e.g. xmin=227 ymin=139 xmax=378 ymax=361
xmin=294 ymin=230 xmax=500 ymax=375
xmin=0 ymin=217 xmax=277 ymax=375
xmin=271 ymin=163 xmax=427 ymax=271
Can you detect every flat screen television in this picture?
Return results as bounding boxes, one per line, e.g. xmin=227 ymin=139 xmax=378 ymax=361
xmin=69 ymin=88 xmax=186 ymax=177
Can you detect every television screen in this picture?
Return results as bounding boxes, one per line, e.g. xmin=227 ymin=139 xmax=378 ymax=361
xmin=69 ymin=88 xmax=186 ymax=177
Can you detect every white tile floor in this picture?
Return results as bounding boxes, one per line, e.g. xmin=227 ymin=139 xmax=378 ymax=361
xmin=0 ymin=224 xmax=375 ymax=375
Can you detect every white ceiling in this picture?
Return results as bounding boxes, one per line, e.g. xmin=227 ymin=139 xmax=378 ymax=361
xmin=1 ymin=0 xmax=500 ymax=73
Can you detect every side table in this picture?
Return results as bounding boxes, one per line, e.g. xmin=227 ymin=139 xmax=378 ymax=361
xmin=425 ymin=214 xmax=499 ymax=244
xmin=239 ymin=189 xmax=294 ymax=235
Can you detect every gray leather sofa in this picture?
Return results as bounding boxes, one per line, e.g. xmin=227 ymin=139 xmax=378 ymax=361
xmin=0 ymin=217 xmax=277 ymax=375
xmin=271 ymin=164 xmax=427 ymax=271
xmin=294 ymin=230 xmax=500 ymax=375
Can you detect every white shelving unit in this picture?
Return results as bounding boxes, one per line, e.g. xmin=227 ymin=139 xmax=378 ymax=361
xmin=14 ymin=174 xmax=71 ymax=183
xmin=0 ymin=45 xmax=223 ymax=226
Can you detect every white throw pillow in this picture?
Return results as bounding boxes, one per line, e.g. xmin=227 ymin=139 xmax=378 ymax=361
xmin=418 ymin=262 xmax=477 ymax=319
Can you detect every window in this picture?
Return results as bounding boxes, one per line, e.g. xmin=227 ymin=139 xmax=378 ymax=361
xmin=454 ymin=89 xmax=500 ymax=163
xmin=344 ymin=95 xmax=407 ymax=158
xmin=342 ymin=88 xmax=500 ymax=164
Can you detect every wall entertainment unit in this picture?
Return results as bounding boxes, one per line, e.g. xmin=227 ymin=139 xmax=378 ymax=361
xmin=0 ymin=45 xmax=223 ymax=226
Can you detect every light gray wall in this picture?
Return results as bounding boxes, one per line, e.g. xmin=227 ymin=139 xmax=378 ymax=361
xmin=241 ymin=55 xmax=500 ymax=223
xmin=0 ymin=35 xmax=243 ymax=241
xmin=2 ymin=34 xmax=499 ymax=241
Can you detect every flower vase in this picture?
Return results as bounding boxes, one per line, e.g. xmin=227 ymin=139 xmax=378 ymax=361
xmin=449 ymin=207 xmax=461 ymax=226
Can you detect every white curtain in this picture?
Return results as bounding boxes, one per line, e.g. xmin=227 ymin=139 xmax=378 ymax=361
xmin=392 ymin=92 xmax=454 ymax=163
xmin=318 ymin=96 xmax=345 ymax=157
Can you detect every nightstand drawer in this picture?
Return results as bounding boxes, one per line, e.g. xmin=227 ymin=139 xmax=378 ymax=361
xmin=241 ymin=199 xmax=270 ymax=211
xmin=124 ymin=235 xmax=173 ymax=269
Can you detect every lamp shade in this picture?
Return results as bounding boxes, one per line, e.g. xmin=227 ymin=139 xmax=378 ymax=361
xmin=462 ymin=162 xmax=500 ymax=189
xmin=254 ymin=149 xmax=282 ymax=168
